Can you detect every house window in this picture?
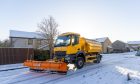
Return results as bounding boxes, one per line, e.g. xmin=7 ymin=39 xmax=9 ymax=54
xmin=28 ymin=39 xmax=33 ymax=45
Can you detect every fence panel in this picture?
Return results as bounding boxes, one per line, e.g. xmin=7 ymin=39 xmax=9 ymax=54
xmin=0 ymin=48 xmax=34 ymax=65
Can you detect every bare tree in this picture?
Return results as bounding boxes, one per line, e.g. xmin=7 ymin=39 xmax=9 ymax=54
xmin=0 ymin=39 xmax=10 ymax=47
xmin=37 ymin=16 xmax=59 ymax=59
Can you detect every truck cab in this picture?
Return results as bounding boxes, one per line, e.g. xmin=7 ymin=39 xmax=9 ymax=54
xmin=54 ymin=32 xmax=81 ymax=55
xmin=54 ymin=32 xmax=85 ymax=68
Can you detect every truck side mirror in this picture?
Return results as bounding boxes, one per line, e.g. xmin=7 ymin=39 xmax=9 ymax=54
xmin=72 ymin=35 xmax=79 ymax=46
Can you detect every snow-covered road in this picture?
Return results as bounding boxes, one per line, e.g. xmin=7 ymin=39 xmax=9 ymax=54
xmin=0 ymin=52 xmax=140 ymax=84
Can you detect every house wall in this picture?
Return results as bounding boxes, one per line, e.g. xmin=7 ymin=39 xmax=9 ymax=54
xmin=11 ymin=38 xmax=31 ymax=48
xmin=101 ymin=38 xmax=112 ymax=53
xmin=112 ymin=40 xmax=130 ymax=53
xmin=112 ymin=41 xmax=125 ymax=50
xmin=10 ymin=37 xmax=46 ymax=49
xmin=128 ymin=44 xmax=140 ymax=51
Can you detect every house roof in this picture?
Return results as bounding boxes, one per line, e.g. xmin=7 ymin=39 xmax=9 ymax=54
xmin=10 ymin=30 xmax=44 ymax=39
xmin=114 ymin=40 xmax=125 ymax=43
xmin=95 ymin=37 xmax=108 ymax=43
xmin=127 ymin=41 xmax=140 ymax=45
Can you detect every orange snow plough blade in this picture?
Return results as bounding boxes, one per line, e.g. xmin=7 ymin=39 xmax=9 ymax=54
xmin=24 ymin=60 xmax=68 ymax=72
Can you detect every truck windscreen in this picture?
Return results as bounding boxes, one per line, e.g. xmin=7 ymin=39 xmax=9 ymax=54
xmin=54 ymin=35 xmax=71 ymax=47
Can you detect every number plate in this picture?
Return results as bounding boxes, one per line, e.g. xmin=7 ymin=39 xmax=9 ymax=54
xmin=33 ymin=63 xmax=41 ymax=67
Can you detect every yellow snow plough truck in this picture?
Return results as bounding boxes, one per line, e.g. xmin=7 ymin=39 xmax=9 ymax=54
xmin=24 ymin=32 xmax=102 ymax=74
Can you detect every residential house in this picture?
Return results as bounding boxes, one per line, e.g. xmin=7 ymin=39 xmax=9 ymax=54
xmin=10 ymin=30 xmax=48 ymax=49
xmin=111 ymin=40 xmax=130 ymax=53
xmin=95 ymin=37 xmax=112 ymax=53
xmin=127 ymin=41 xmax=140 ymax=51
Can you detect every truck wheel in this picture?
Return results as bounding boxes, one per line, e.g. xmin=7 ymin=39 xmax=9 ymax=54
xmin=75 ymin=57 xmax=84 ymax=69
xmin=94 ymin=55 xmax=101 ymax=63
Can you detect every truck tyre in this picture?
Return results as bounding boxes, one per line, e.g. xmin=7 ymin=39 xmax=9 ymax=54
xmin=94 ymin=55 xmax=101 ymax=63
xmin=75 ymin=57 xmax=84 ymax=69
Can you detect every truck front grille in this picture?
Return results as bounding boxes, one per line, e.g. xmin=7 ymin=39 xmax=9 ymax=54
xmin=55 ymin=51 xmax=66 ymax=58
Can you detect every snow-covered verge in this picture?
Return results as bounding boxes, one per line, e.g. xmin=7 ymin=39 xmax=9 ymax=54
xmin=55 ymin=52 xmax=140 ymax=84
xmin=0 ymin=63 xmax=25 ymax=71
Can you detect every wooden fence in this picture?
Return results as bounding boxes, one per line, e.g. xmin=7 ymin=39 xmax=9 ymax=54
xmin=0 ymin=48 xmax=34 ymax=65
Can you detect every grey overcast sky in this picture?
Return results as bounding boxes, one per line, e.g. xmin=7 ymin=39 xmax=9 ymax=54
xmin=0 ymin=0 xmax=140 ymax=42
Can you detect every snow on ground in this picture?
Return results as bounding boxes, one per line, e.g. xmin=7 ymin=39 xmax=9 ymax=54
xmin=0 ymin=63 xmax=24 ymax=71
xmin=0 ymin=52 xmax=140 ymax=84
xmin=54 ymin=52 xmax=140 ymax=84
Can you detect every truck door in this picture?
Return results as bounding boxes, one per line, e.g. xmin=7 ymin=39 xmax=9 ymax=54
xmin=71 ymin=35 xmax=80 ymax=54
